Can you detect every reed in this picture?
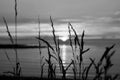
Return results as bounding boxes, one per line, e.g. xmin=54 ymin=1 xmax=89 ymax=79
xmin=90 ymin=58 xmax=104 ymax=80
xmin=3 ymin=17 xmax=14 ymax=44
xmin=68 ymin=23 xmax=90 ymax=79
xmin=36 ymin=17 xmax=119 ymax=80
xmin=2 ymin=1 xmax=120 ymax=79
xmin=45 ymin=46 xmax=55 ymax=79
xmin=90 ymin=44 xmax=119 ymax=80
xmin=14 ymin=0 xmax=21 ymax=77
xmin=50 ymin=17 xmax=73 ymax=80
xmin=3 ymin=50 xmax=15 ymax=75
xmin=36 ymin=37 xmax=57 ymax=79
xmin=3 ymin=17 xmax=21 ymax=77
xmin=68 ymin=24 xmax=77 ymax=80
xmin=83 ymin=59 xmax=93 ymax=80
xmin=50 ymin=16 xmax=57 ymax=51
xmin=2 ymin=0 xmax=21 ymax=78
xmin=37 ymin=17 xmax=73 ymax=80
xmin=37 ymin=17 xmax=45 ymax=79
xmin=4 ymin=50 xmax=14 ymax=68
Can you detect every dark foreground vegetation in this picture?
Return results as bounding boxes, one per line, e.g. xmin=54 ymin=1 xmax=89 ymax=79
xmin=0 ymin=0 xmax=120 ymax=80
xmin=0 ymin=75 xmax=75 ymax=80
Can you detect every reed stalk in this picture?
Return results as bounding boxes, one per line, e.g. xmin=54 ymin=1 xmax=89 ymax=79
xmin=90 ymin=44 xmax=120 ymax=80
xmin=36 ymin=37 xmax=57 ymax=79
xmin=68 ymin=23 xmax=90 ymax=79
xmin=37 ymin=17 xmax=45 ymax=79
xmin=2 ymin=1 xmax=120 ymax=80
xmin=3 ymin=0 xmax=21 ymax=78
xmin=14 ymin=0 xmax=21 ymax=77
xmin=51 ymin=17 xmax=74 ymax=80
xmin=4 ymin=50 xmax=14 ymax=70
xmin=68 ymin=24 xmax=77 ymax=80
xmin=3 ymin=16 xmax=21 ymax=77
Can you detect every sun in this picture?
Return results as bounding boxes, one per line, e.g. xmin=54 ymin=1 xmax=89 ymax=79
xmin=59 ymin=36 xmax=68 ymax=42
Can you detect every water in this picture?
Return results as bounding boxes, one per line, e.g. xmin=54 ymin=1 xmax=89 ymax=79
xmin=0 ymin=39 xmax=120 ymax=78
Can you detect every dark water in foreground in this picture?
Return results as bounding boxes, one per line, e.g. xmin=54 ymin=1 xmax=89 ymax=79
xmin=0 ymin=39 xmax=120 ymax=78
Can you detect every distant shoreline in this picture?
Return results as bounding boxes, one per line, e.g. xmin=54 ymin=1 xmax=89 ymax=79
xmin=0 ymin=44 xmax=46 ymax=49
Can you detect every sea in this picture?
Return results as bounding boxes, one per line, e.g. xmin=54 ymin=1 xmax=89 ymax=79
xmin=0 ymin=38 xmax=120 ymax=79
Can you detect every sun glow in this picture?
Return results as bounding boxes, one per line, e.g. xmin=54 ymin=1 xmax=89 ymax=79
xmin=59 ymin=36 xmax=68 ymax=42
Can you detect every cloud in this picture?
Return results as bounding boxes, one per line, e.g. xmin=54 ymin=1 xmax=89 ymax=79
xmin=82 ymin=12 xmax=120 ymax=28
xmin=1 ymin=11 xmax=120 ymax=39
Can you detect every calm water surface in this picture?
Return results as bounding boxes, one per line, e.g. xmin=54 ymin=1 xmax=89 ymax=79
xmin=0 ymin=39 xmax=120 ymax=78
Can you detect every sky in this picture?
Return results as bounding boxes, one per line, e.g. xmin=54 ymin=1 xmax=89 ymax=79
xmin=0 ymin=0 xmax=120 ymax=39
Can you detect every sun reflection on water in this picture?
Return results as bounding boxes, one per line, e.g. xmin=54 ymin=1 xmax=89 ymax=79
xmin=61 ymin=45 xmax=67 ymax=64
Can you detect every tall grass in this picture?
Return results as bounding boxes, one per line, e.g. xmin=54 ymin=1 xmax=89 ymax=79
xmin=36 ymin=37 xmax=57 ymax=79
xmin=3 ymin=0 xmax=21 ymax=78
xmin=3 ymin=50 xmax=14 ymax=75
xmin=14 ymin=0 xmax=21 ymax=77
xmin=68 ymin=23 xmax=90 ymax=79
xmin=37 ymin=17 xmax=45 ymax=79
xmin=68 ymin=24 xmax=77 ymax=80
xmin=3 ymin=15 xmax=119 ymax=80
xmin=37 ymin=17 xmax=73 ymax=80
xmin=50 ymin=17 xmax=73 ymax=80
xmin=1 ymin=1 xmax=120 ymax=79
xmin=90 ymin=44 xmax=119 ymax=80
xmin=36 ymin=17 xmax=119 ymax=80
xmin=81 ymin=60 xmax=93 ymax=80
